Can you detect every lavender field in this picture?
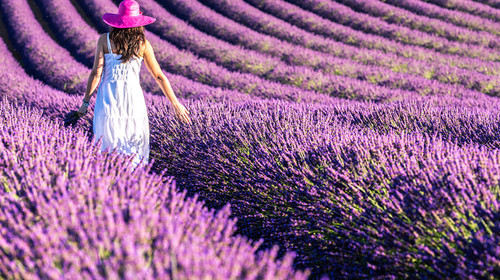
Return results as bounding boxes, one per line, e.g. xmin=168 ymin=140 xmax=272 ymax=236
xmin=0 ymin=0 xmax=498 ymax=279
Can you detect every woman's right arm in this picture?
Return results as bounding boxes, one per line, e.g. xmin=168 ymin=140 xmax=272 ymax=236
xmin=78 ymin=34 xmax=105 ymax=116
xmin=143 ymin=40 xmax=191 ymax=124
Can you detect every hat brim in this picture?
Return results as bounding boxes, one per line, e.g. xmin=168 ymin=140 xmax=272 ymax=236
xmin=103 ymin=13 xmax=156 ymax=28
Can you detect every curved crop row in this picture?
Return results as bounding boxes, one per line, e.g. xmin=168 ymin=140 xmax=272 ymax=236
xmin=0 ymin=0 xmax=257 ymax=103
xmin=0 ymin=98 xmax=308 ymax=280
xmin=284 ymin=0 xmax=499 ymax=61
xmin=30 ymin=0 xmax=96 ymax=65
xmin=323 ymin=100 xmax=500 ymax=148
xmin=0 ymin=0 xmax=88 ymax=94
xmin=0 ymin=45 xmax=92 ymax=127
xmin=382 ymin=0 xmax=500 ymax=35
xmin=335 ymin=0 xmax=500 ymax=46
xmin=149 ymin=99 xmax=500 ymax=279
xmin=39 ymin=0 xmax=334 ymax=104
xmin=158 ymin=0 xmax=498 ymax=97
xmin=352 ymin=0 xmax=500 ymax=45
xmin=138 ymin=0 xmax=488 ymax=101
xmin=472 ymin=0 xmax=500 ymax=8
xmin=200 ymin=0 xmax=499 ymax=95
xmin=243 ymin=0 xmax=500 ymax=76
xmin=425 ymin=0 xmax=500 ymax=21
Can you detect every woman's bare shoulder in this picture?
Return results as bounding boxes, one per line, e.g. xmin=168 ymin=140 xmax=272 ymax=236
xmin=95 ymin=34 xmax=108 ymax=53
xmin=144 ymin=39 xmax=153 ymax=52
xmin=140 ymin=39 xmax=151 ymax=56
xmin=95 ymin=34 xmax=107 ymax=47
xmin=98 ymin=33 xmax=107 ymax=42
xmin=144 ymin=39 xmax=151 ymax=49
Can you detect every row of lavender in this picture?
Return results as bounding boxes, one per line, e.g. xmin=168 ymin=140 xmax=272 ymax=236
xmin=473 ymin=0 xmax=500 ymax=9
xmin=279 ymin=0 xmax=498 ymax=61
xmin=2 ymin=0 xmax=500 ymax=279
xmin=195 ymin=0 xmax=499 ymax=95
xmin=112 ymin=0 xmax=500 ymax=100
xmin=241 ymin=0 xmax=500 ymax=75
xmin=333 ymin=0 xmax=500 ymax=44
xmin=381 ymin=0 xmax=499 ymax=34
xmin=426 ymin=0 xmax=500 ymax=21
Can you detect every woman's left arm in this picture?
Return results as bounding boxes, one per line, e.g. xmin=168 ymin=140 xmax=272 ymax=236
xmin=78 ymin=34 xmax=105 ymax=115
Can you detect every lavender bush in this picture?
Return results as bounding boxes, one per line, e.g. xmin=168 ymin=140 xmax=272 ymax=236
xmin=0 ymin=0 xmax=88 ymax=94
xmin=0 ymin=97 xmax=309 ymax=279
xmin=148 ymin=99 xmax=500 ymax=279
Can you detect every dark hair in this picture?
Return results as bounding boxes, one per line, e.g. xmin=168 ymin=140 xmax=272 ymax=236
xmin=109 ymin=26 xmax=145 ymax=63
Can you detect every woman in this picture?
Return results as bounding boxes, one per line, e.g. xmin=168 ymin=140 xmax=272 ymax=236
xmin=77 ymin=0 xmax=191 ymax=168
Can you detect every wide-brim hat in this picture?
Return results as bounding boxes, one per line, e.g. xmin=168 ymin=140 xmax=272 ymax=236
xmin=103 ymin=0 xmax=156 ymax=28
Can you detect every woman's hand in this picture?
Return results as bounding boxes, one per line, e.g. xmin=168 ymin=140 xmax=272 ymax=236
xmin=173 ymin=103 xmax=191 ymax=124
xmin=77 ymin=104 xmax=88 ymax=117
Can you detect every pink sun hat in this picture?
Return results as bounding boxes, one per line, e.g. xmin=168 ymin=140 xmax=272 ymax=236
xmin=103 ymin=0 xmax=156 ymax=28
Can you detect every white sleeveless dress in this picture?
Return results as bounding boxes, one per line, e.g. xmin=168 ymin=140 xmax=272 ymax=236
xmin=93 ymin=33 xmax=149 ymax=167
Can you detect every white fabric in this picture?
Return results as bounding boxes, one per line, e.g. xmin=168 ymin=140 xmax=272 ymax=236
xmin=93 ymin=33 xmax=149 ymax=168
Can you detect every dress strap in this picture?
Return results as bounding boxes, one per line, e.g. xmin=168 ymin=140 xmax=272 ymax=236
xmin=106 ymin=33 xmax=112 ymax=54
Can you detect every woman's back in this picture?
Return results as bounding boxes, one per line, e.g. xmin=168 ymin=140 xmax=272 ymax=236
xmin=102 ymin=33 xmax=143 ymax=83
xmin=93 ymin=32 xmax=150 ymax=167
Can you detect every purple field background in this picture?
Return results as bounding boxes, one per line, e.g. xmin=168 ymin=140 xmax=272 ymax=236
xmin=0 ymin=0 xmax=499 ymax=279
